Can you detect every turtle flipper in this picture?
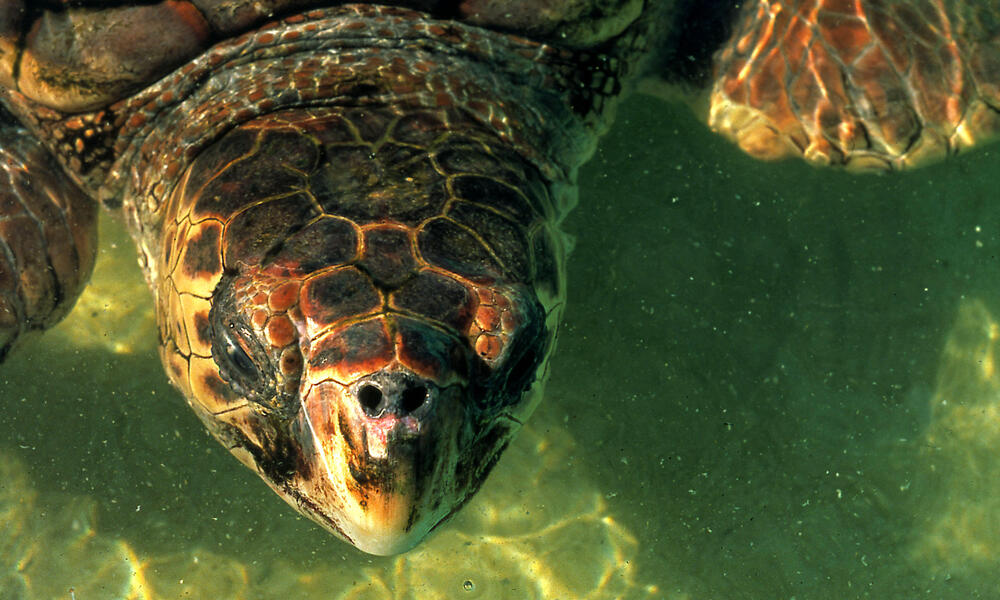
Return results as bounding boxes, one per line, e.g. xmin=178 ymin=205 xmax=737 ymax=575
xmin=0 ymin=109 xmax=97 ymax=359
xmin=658 ymin=0 xmax=1000 ymax=171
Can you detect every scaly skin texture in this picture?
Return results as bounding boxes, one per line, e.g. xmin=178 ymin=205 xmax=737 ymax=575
xmin=709 ymin=0 xmax=1000 ymax=170
xmin=0 ymin=4 xmax=641 ymax=554
xmin=4 ymin=0 xmax=1000 ymax=555
xmin=0 ymin=0 xmax=642 ymax=112
xmin=0 ymin=109 xmax=96 ymax=359
xmin=156 ymin=106 xmax=565 ymax=553
xmin=138 ymin=6 xmax=629 ymax=553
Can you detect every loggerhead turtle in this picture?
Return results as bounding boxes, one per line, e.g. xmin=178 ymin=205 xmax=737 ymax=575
xmin=1 ymin=0 xmax=998 ymax=555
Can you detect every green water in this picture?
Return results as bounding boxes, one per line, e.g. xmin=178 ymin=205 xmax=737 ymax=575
xmin=2 ymin=95 xmax=1000 ymax=598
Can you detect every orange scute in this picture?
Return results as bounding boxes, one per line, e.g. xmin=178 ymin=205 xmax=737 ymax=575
xmin=268 ymin=281 xmax=301 ymax=312
xmin=266 ymin=314 xmax=297 ymax=348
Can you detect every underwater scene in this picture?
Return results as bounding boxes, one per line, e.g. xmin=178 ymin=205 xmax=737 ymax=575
xmin=2 ymin=94 xmax=1000 ymax=598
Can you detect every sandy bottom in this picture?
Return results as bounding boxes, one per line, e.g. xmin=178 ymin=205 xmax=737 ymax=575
xmin=2 ymin=96 xmax=1000 ymax=598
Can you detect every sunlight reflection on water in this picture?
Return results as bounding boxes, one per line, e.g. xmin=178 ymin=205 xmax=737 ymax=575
xmin=1 ymin=408 xmax=655 ymax=600
xmin=913 ymin=299 xmax=1000 ymax=576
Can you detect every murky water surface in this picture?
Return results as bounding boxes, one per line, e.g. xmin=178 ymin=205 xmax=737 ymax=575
xmin=2 ymin=96 xmax=1000 ymax=598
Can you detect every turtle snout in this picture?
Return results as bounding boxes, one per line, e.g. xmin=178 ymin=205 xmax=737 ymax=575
xmin=341 ymin=370 xmax=458 ymax=462
xmin=353 ymin=373 xmax=433 ymax=419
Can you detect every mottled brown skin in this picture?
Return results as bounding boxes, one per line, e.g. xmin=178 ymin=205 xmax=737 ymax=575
xmin=4 ymin=3 xmax=619 ymax=554
xmin=709 ymin=0 xmax=1000 ymax=170
xmin=1 ymin=0 xmax=1000 ymax=555
xmin=0 ymin=109 xmax=96 ymax=358
xmin=157 ymin=106 xmax=563 ymax=552
xmin=0 ymin=0 xmax=641 ymax=112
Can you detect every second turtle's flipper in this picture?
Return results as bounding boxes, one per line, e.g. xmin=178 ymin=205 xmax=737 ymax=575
xmin=0 ymin=109 xmax=97 ymax=359
xmin=709 ymin=0 xmax=1000 ymax=171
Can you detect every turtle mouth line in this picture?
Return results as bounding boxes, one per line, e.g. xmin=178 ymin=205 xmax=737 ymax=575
xmin=292 ymin=491 xmax=355 ymax=545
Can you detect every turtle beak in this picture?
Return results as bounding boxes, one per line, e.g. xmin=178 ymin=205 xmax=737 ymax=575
xmin=295 ymin=369 xmax=468 ymax=555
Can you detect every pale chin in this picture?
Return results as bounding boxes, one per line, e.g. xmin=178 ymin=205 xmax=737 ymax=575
xmin=334 ymin=503 xmax=443 ymax=556
xmin=292 ymin=383 xmax=458 ymax=555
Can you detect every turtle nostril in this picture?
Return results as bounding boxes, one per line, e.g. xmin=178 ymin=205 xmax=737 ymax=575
xmin=358 ymin=384 xmax=384 ymax=416
xmin=400 ymin=385 xmax=428 ymax=414
xmin=355 ymin=378 xmax=431 ymax=418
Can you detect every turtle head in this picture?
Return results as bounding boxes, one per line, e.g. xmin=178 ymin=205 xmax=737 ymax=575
xmin=156 ymin=108 xmax=565 ymax=554
xmin=200 ymin=266 xmax=547 ymax=555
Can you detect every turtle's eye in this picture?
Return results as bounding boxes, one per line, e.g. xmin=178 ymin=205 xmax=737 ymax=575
xmin=207 ymin=272 xmax=295 ymax=413
xmin=223 ymin=323 xmax=258 ymax=381
xmin=212 ymin=318 xmax=270 ymax=398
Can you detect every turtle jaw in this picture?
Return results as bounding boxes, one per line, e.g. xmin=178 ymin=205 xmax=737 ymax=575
xmin=293 ymin=377 xmax=468 ymax=555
